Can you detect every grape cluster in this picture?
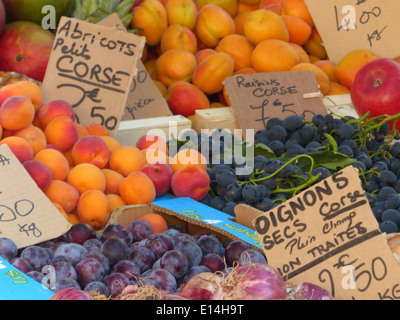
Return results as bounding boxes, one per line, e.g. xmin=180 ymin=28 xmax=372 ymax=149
xmin=194 ymin=112 xmax=400 ymax=235
xmin=0 ymin=222 xmax=265 ymax=298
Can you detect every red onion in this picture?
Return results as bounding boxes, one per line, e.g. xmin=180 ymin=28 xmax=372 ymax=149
xmin=50 ymin=287 xmax=94 ymax=300
xmin=116 ymin=284 xmax=188 ymax=300
xmin=180 ymin=272 xmax=223 ymax=300
xmin=288 ymin=282 xmax=335 ymax=300
xmin=212 ymin=263 xmax=286 ymax=300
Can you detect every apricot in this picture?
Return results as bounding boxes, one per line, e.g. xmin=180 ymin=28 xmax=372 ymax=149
xmin=281 ymin=15 xmax=312 ymax=46
xmin=139 ymin=213 xmax=168 ymax=234
xmin=22 ymin=160 xmax=53 ymax=191
xmin=196 ymin=4 xmax=236 ymax=48
xmin=195 ymin=48 xmax=216 ymax=64
xmin=77 ymin=189 xmax=110 ymax=230
xmin=107 ymin=194 xmax=127 ymax=212
xmin=171 ymin=165 xmax=210 ymax=201
xmin=280 ymin=0 xmax=314 ymax=27
xmin=289 ymin=43 xmax=310 ymax=63
xmin=100 ymin=136 xmax=121 ymax=152
xmin=290 ymin=63 xmax=330 ymax=96
xmin=44 ymin=116 xmax=79 ymax=152
xmin=166 ymin=81 xmax=210 ymax=117
xmin=38 ymin=100 xmax=75 ymax=130
xmin=251 ymin=39 xmax=299 ymax=72
xmin=119 ymin=171 xmax=156 ymax=205
xmin=131 ymin=0 xmax=168 ymax=47
xmin=244 ymin=9 xmax=289 ymax=45
xmin=155 ymin=49 xmax=197 ymax=87
xmin=14 ymin=124 xmax=47 ymax=155
xmin=170 ymin=148 xmax=208 ymax=173
xmin=16 ymin=81 xmax=43 ymax=112
xmin=334 ymin=49 xmax=379 ymax=89
xmin=313 ymin=60 xmax=338 ymax=83
xmin=71 ymin=135 xmax=111 ymax=169
xmin=109 ymin=146 xmax=146 ymax=177
xmin=166 ymin=0 xmax=198 ymax=30
xmin=44 ymin=179 xmax=80 ymax=213
xmin=216 ymin=34 xmax=255 ymax=71
xmin=234 ymin=9 xmax=252 ymax=35
xmin=34 ymin=148 xmax=70 ymax=181
xmin=192 ymin=52 xmax=235 ymax=95
xmin=0 ymin=136 xmax=34 ymax=163
xmin=102 ymin=168 xmax=125 ymax=195
xmin=160 ymin=24 xmax=198 ymax=54
xmin=303 ymin=28 xmax=327 ymax=60
xmin=0 ymin=83 xmax=30 ymax=107
xmin=196 ymin=0 xmax=238 ymax=17
xmin=326 ymin=81 xmax=350 ymax=96
xmin=67 ymin=163 xmax=107 ymax=194
xmin=75 ymin=123 xmax=89 ymax=139
xmin=0 ymin=96 xmax=35 ymax=131
xmin=85 ymin=123 xmax=109 ymax=137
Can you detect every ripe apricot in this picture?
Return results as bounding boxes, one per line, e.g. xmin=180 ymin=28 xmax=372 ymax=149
xmin=166 ymin=0 xmax=198 ymax=30
xmin=67 ymin=163 xmax=107 ymax=194
xmin=290 ymin=62 xmax=330 ymax=96
xmin=102 ymin=168 xmax=125 ymax=195
xmin=34 ymin=148 xmax=70 ymax=181
xmin=14 ymin=124 xmax=47 ymax=155
xmin=171 ymin=165 xmax=210 ymax=201
xmin=196 ymin=4 xmax=236 ymax=48
xmin=326 ymin=81 xmax=350 ymax=96
xmin=44 ymin=116 xmax=79 ymax=152
xmin=281 ymin=15 xmax=311 ymax=46
xmin=38 ymin=100 xmax=75 ymax=130
xmin=155 ymin=49 xmax=197 ymax=87
xmin=170 ymin=148 xmax=208 ymax=173
xmin=16 ymin=81 xmax=43 ymax=112
xmin=160 ymin=24 xmax=198 ymax=54
xmin=195 ymin=48 xmax=216 ymax=64
xmin=52 ymin=202 xmax=69 ymax=220
xmin=85 ymin=123 xmax=109 ymax=137
xmin=0 ymin=136 xmax=34 ymax=163
xmin=44 ymin=179 xmax=80 ymax=213
xmin=251 ymin=39 xmax=299 ymax=72
xmin=22 ymin=160 xmax=53 ymax=191
xmin=289 ymin=43 xmax=310 ymax=63
xmin=216 ymin=34 xmax=255 ymax=71
xmin=139 ymin=213 xmax=168 ymax=234
xmin=280 ymin=0 xmax=314 ymax=27
xmin=334 ymin=49 xmax=379 ymax=89
xmin=119 ymin=171 xmax=156 ymax=205
xmin=100 ymin=136 xmax=121 ymax=152
xmin=244 ymin=9 xmax=289 ymax=45
xmin=196 ymin=0 xmax=238 ymax=17
xmin=303 ymin=28 xmax=327 ymax=60
xmin=313 ymin=60 xmax=338 ymax=83
xmin=77 ymin=189 xmax=110 ymax=230
xmin=234 ymin=9 xmax=252 ymax=35
xmin=75 ymin=123 xmax=89 ymax=139
xmin=109 ymin=146 xmax=146 ymax=177
xmin=0 ymin=83 xmax=30 ymax=107
xmin=131 ymin=0 xmax=168 ymax=47
xmin=107 ymin=194 xmax=127 ymax=212
xmin=0 ymin=96 xmax=35 ymax=131
xmin=192 ymin=52 xmax=235 ymax=95
xmin=67 ymin=213 xmax=81 ymax=225
xmin=71 ymin=135 xmax=111 ymax=169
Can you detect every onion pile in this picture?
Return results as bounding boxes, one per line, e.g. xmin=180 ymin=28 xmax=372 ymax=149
xmin=287 ymin=282 xmax=335 ymax=301
xmin=116 ymin=284 xmax=188 ymax=300
xmin=50 ymin=287 xmax=94 ymax=300
xmin=179 ymin=272 xmax=223 ymax=300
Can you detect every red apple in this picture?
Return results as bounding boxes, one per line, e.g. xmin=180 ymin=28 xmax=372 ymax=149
xmin=136 ymin=134 xmax=169 ymax=154
xmin=0 ymin=0 xmax=5 ymax=35
xmin=0 ymin=21 xmax=54 ymax=82
xmin=141 ymin=163 xmax=174 ymax=197
xmin=351 ymin=58 xmax=400 ymax=129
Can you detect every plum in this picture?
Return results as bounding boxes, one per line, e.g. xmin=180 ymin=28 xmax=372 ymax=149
xmin=75 ymin=257 xmax=106 ymax=288
xmin=0 ymin=238 xmax=18 ymax=260
xmin=20 ymin=245 xmax=51 ymax=272
xmin=66 ymin=223 xmax=96 ymax=245
xmin=129 ymin=246 xmax=156 ymax=274
xmin=101 ymin=223 xmax=133 ymax=245
xmin=101 ymin=238 xmax=130 ymax=265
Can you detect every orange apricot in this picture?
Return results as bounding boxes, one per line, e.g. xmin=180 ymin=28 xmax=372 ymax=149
xmin=0 ymin=96 xmax=35 ymax=131
xmin=38 ymin=100 xmax=75 ymax=130
xmin=34 ymin=148 xmax=70 ymax=181
xmin=325 ymin=81 xmax=351 ymax=96
xmin=67 ymin=163 xmax=107 ymax=194
xmin=196 ymin=0 xmax=238 ymax=17
xmin=290 ymin=62 xmax=330 ymax=96
xmin=109 ymin=146 xmax=147 ymax=177
xmin=280 ymin=0 xmax=314 ymax=27
xmin=85 ymin=123 xmax=109 ymax=137
xmin=303 ymin=28 xmax=327 ymax=60
xmin=16 ymin=81 xmax=43 ymax=112
xmin=14 ymin=124 xmax=47 ymax=155
xmin=139 ymin=213 xmax=168 ymax=234
xmin=160 ymin=24 xmax=198 ymax=54
xmin=44 ymin=179 xmax=80 ymax=213
xmin=102 ymin=168 xmax=125 ymax=195
xmin=166 ymin=0 xmax=198 ymax=30
xmin=119 ymin=171 xmax=157 ymax=205
xmin=281 ymin=14 xmax=312 ymax=46
xmin=0 ymin=136 xmax=34 ymax=163
xmin=107 ymin=194 xmax=127 ymax=212
xmin=77 ymin=189 xmax=110 ymax=230
xmin=289 ymin=43 xmax=310 ymax=63
xmin=44 ymin=116 xmax=79 ymax=152
xmin=170 ymin=148 xmax=208 ymax=173
xmin=313 ymin=60 xmax=338 ymax=83
xmin=0 ymin=83 xmax=30 ymax=107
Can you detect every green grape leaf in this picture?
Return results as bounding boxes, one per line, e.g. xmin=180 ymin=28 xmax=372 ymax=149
xmin=254 ymin=143 xmax=278 ymax=159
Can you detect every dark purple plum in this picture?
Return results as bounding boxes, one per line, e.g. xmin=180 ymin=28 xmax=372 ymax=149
xmin=84 ymin=281 xmax=110 ymax=297
xmin=128 ymin=220 xmax=153 ymax=242
xmin=101 ymin=238 xmax=130 ymax=265
xmin=149 ymin=269 xmax=177 ymax=292
xmin=20 ymin=246 xmax=51 ymax=272
xmin=163 ymin=228 xmax=180 ymax=239
xmin=0 ymin=238 xmax=18 ymax=260
xmin=26 ymin=271 xmax=45 ymax=284
xmin=51 ymin=260 xmax=77 ymax=281
xmin=54 ymin=279 xmax=81 ymax=292
xmin=159 ymin=250 xmax=189 ymax=279
xmin=196 ymin=234 xmax=225 ymax=256
xmin=224 ymin=241 xmax=251 ymax=267
xmin=75 ymin=257 xmax=106 ymax=288
xmin=129 ymin=246 xmax=155 ymax=274
xmin=173 ymin=233 xmax=195 ymax=244
xmin=112 ymin=260 xmax=141 ymax=282
xmin=199 ymin=253 xmax=225 ymax=272
xmin=174 ymin=240 xmax=203 ymax=268
xmin=66 ymin=223 xmax=96 ymax=245
xmin=239 ymin=249 xmax=267 ymax=265
xmin=182 ymin=265 xmax=211 ymax=284
xmin=79 ymin=251 xmax=110 ymax=273
xmin=146 ymin=233 xmax=175 ymax=259
xmin=51 ymin=255 xmax=72 ymax=264
xmin=100 ymin=223 xmax=133 ymax=245
xmin=103 ymin=272 xmax=130 ymax=298
xmin=10 ymin=257 xmax=33 ymax=274
xmin=53 ymin=243 xmax=87 ymax=266
xmin=83 ymin=238 xmax=103 ymax=252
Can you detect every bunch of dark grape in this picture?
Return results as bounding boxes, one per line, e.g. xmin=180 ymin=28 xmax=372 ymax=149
xmin=195 ymin=112 xmax=400 ymax=235
xmin=0 ymin=222 xmax=265 ymax=298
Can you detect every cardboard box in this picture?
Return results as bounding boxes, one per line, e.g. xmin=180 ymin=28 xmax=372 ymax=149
xmin=116 ymin=115 xmax=192 ymax=147
xmin=106 ymin=196 xmax=263 ymax=252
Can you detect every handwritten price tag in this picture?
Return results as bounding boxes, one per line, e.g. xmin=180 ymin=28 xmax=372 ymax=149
xmin=41 ymin=17 xmax=146 ymax=137
xmin=0 ymin=145 xmax=71 ymax=249
xmin=304 ymin=0 xmax=400 ymax=64
xmin=224 ymin=71 xmax=327 ymax=135
xmin=249 ymin=166 xmax=400 ymax=300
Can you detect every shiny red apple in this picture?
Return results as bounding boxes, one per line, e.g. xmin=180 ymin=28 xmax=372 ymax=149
xmin=141 ymin=163 xmax=174 ymax=197
xmin=0 ymin=21 xmax=54 ymax=81
xmin=351 ymin=58 xmax=400 ymax=129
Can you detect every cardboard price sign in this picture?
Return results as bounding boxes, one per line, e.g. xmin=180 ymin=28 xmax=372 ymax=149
xmin=247 ymin=166 xmax=400 ymax=300
xmin=41 ymin=16 xmax=146 ymax=137
xmin=304 ymin=0 xmax=400 ymax=64
xmin=0 ymin=145 xmax=71 ymax=249
xmin=224 ymin=71 xmax=327 ymax=135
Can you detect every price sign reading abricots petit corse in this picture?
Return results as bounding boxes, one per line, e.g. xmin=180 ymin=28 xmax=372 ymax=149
xmin=41 ymin=17 xmax=146 ymax=137
xmin=252 ymin=166 xmax=400 ymax=300
xmin=0 ymin=145 xmax=71 ymax=249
